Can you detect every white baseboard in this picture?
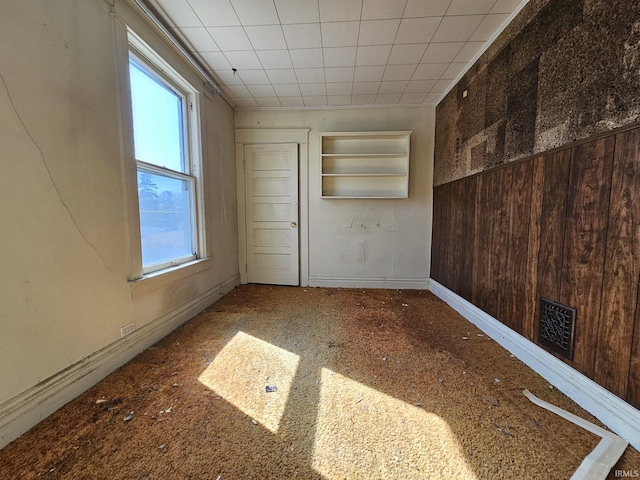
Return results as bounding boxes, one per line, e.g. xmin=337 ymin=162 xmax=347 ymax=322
xmin=0 ymin=274 xmax=240 ymax=450
xmin=429 ymin=279 xmax=640 ymax=452
xmin=308 ymin=275 xmax=429 ymax=290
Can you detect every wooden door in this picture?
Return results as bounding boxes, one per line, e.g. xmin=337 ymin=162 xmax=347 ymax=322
xmin=245 ymin=144 xmax=299 ymax=285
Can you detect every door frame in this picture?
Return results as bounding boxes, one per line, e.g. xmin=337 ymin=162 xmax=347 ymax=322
xmin=235 ymin=128 xmax=310 ymax=286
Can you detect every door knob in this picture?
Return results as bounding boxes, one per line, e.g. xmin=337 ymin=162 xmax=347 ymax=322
xmin=291 ymin=221 xmax=297 ymax=227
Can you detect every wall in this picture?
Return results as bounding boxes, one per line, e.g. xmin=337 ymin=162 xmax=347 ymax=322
xmin=432 ymin=0 xmax=640 ymax=410
xmin=0 ymin=0 xmax=238 ymax=447
xmin=235 ymin=107 xmax=434 ymax=289
xmin=432 ymin=126 xmax=640 ymax=409
xmin=434 ymin=0 xmax=640 ymax=185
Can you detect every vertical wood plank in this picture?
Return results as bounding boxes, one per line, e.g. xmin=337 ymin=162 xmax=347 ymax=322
xmin=441 ymin=182 xmax=453 ymax=290
xmin=524 ymin=156 xmax=544 ymax=341
xmin=460 ymin=176 xmax=477 ymax=301
xmin=495 ymin=166 xmax=513 ymax=327
xmin=561 ymin=136 xmax=615 ymax=377
xmin=473 ymin=173 xmax=492 ymax=313
xmin=449 ymin=180 xmax=464 ymax=295
xmin=594 ymin=128 xmax=640 ymax=399
xmin=537 ymin=149 xmax=572 ymax=314
xmin=507 ymin=160 xmax=533 ymax=335
xmin=430 ymin=185 xmax=444 ymax=284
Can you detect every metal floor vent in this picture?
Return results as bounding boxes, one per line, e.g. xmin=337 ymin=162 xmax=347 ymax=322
xmin=539 ymin=298 xmax=576 ymax=361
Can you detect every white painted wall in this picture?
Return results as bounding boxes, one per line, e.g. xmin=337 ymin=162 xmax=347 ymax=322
xmin=235 ymin=108 xmax=434 ymax=289
xmin=0 ymin=0 xmax=238 ymax=446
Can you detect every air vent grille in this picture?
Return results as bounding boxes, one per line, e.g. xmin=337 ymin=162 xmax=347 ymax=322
xmin=539 ymin=298 xmax=576 ymax=360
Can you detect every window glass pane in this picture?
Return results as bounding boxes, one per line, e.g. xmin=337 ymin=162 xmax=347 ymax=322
xmin=129 ymin=58 xmax=185 ymax=172
xmin=137 ymin=170 xmax=194 ymax=268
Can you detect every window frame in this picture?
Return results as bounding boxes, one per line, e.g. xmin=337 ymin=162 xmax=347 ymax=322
xmin=126 ymin=30 xmax=206 ymax=278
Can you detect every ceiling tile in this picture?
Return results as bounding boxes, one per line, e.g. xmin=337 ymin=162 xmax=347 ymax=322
xmin=229 ymin=0 xmax=279 ymax=25
xmin=354 ymin=65 xmax=385 ymax=82
xmin=351 ymin=94 xmax=377 ymax=104
xmin=319 ymin=0 xmax=363 ymax=22
xmin=387 ymin=44 xmax=427 ymax=65
xmin=266 ymin=69 xmax=298 ymax=84
xmin=356 ymin=45 xmax=392 ymax=66
xmin=173 ymin=27 xmax=219 ymax=51
xmin=207 ymin=26 xmax=252 ymax=50
xmin=155 ymin=0 xmax=201 ymax=27
xmin=295 ymin=68 xmax=326 ymax=83
xmin=256 ymin=50 xmax=293 ymax=69
xmin=382 ymin=64 xmax=416 ymax=81
xmin=395 ymin=17 xmax=441 ymax=44
xmin=325 ymin=67 xmax=355 ymax=82
xmin=300 ymin=83 xmax=326 ymax=95
xmin=245 ymin=25 xmax=287 ymax=50
xmin=421 ymin=42 xmax=464 ymax=63
xmin=321 ymin=21 xmax=360 ymax=48
xmin=237 ymin=69 xmax=270 ymax=84
xmin=290 ymin=49 xmax=324 ymax=68
xmin=282 ymin=24 xmax=322 ymax=49
xmin=375 ymin=93 xmax=401 ymax=104
xmin=279 ymin=96 xmax=305 ymax=106
xmin=233 ymin=97 xmax=259 ymax=107
xmin=224 ymin=50 xmax=263 ymax=69
xmin=273 ymin=83 xmax=302 ymax=96
xmin=247 ymin=84 xmax=277 ymax=97
xmin=441 ymin=62 xmax=468 ymax=79
xmin=453 ymin=42 xmax=485 ymax=62
xmin=213 ymin=69 xmax=245 ymax=85
xmin=328 ymin=95 xmax=352 ymax=105
xmin=405 ymin=79 xmax=437 ymax=92
xmin=431 ymin=15 xmax=484 ymax=42
xmin=274 ymin=0 xmax=320 ymax=24
xmin=323 ymin=47 xmax=357 ymax=67
xmin=378 ymin=80 xmax=408 ymax=94
xmin=424 ymin=92 xmax=443 ymax=103
xmin=352 ymin=81 xmax=380 ymax=94
xmin=431 ymin=78 xmax=454 ymax=92
xmin=304 ymin=96 xmax=328 ymax=106
xmin=222 ymin=85 xmax=252 ymax=97
xmin=491 ymin=0 xmax=523 ymax=14
xmin=200 ymin=51 xmax=232 ymax=70
xmin=326 ymin=83 xmax=353 ymax=95
xmin=412 ymin=63 xmax=449 ymax=80
xmin=361 ymin=0 xmax=406 ymax=20
xmin=470 ymin=14 xmax=510 ymax=41
xmin=256 ymin=97 xmax=282 ymax=107
xmin=358 ymin=19 xmax=401 ymax=46
xmin=187 ymin=0 xmax=240 ymax=26
xmin=400 ymin=92 xmax=427 ymax=104
xmin=403 ymin=0 xmax=450 ymax=17
xmin=446 ymin=0 xmax=496 ymax=15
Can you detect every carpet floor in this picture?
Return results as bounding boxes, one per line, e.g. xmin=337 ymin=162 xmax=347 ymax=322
xmin=1 ymin=285 xmax=639 ymax=479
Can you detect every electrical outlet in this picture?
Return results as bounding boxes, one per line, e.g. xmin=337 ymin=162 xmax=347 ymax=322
xmin=120 ymin=322 xmax=135 ymax=338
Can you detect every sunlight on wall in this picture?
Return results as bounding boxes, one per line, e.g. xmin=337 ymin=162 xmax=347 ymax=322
xmin=312 ymin=368 xmax=478 ymax=479
xmin=197 ymin=331 xmax=299 ymax=433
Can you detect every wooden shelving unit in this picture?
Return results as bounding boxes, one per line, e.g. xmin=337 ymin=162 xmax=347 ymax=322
xmin=320 ymin=131 xmax=411 ymax=198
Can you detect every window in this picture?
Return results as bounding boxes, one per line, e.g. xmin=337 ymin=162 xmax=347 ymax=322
xmin=127 ymin=45 xmax=203 ymax=274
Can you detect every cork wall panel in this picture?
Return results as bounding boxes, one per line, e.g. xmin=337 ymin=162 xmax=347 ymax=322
xmin=434 ymin=0 xmax=640 ymax=186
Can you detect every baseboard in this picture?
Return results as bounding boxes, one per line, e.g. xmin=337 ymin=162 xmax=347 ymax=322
xmin=0 ymin=274 xmax=240 ymax=450
xmin=308 ymin=275 xmax=429 ymax=290
xmin=428 ymin=279 xmax=640 ymax=452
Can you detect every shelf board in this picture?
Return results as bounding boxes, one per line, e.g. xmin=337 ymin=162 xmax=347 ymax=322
xmin=321 ymin=173 xmax=407 ymax=177
xmin=321 ymin=153 xmax=407 ymax=157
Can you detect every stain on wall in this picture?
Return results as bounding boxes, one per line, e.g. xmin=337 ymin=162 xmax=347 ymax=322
xmin=435 ymin=0 xmax=640 ymax=185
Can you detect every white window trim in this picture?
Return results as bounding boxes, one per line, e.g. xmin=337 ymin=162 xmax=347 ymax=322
xmin=123 ymin=27 xmax=207 ymax=281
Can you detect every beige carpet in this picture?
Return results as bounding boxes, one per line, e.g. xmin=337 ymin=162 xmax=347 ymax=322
xmin=1 ymin=285 xmax=638 ymax=479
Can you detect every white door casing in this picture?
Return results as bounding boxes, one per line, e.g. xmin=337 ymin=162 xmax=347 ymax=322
xmin=244 ymin=143 xmax=299 ymax=285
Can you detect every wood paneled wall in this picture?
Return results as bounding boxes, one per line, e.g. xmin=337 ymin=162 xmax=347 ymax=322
xmin=431 ymin=125 xmax=640 ymax=409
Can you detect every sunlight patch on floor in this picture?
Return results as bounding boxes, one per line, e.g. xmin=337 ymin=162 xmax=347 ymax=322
xmin=197 ymin=331 xmax=299 ymax=433
xmin=312 ymin=368 xmax=478 ymax=479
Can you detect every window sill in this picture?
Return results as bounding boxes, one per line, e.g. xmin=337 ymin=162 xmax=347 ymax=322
xmin=129 ymin=257 xmax=213 ymax=298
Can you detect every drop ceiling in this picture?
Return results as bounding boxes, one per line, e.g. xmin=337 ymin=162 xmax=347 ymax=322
xmin=143 ymin=0 xmax=527 ymax=109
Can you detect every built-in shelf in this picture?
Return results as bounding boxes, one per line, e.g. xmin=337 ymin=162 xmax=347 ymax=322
xmin=320 ymin=131 xmax=411 ymax=198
